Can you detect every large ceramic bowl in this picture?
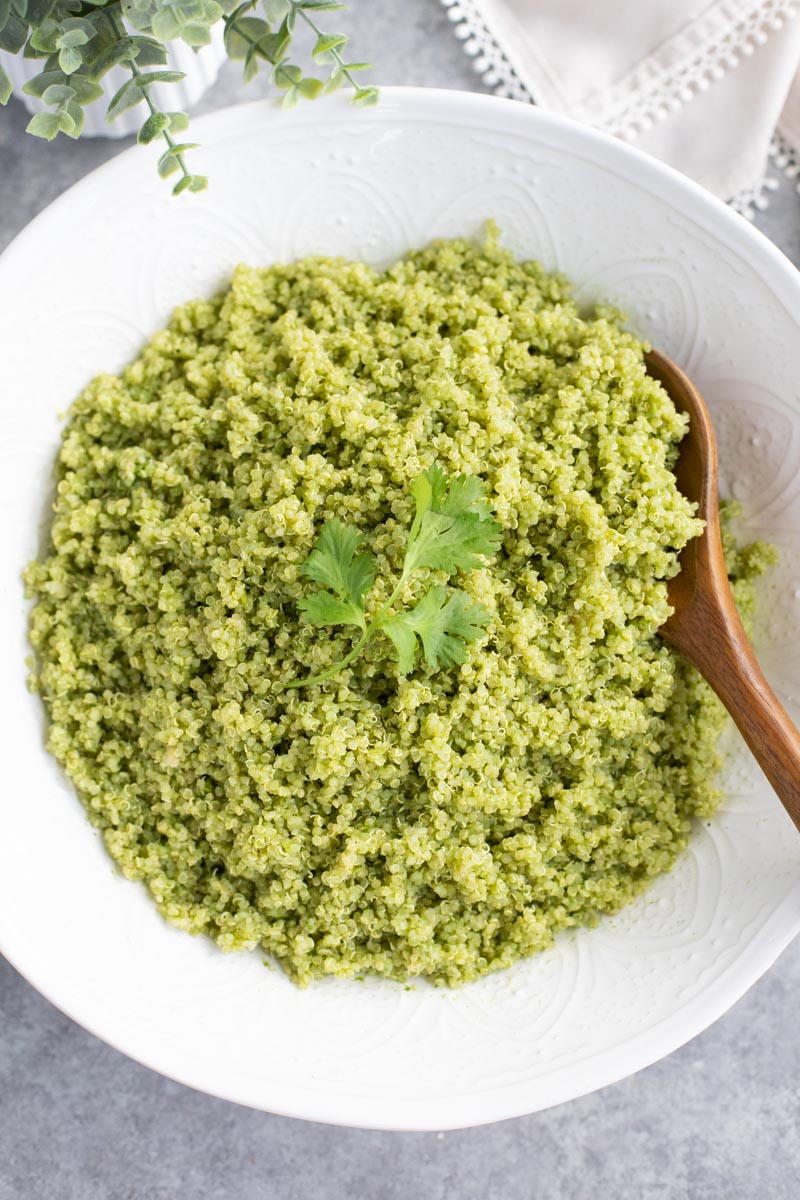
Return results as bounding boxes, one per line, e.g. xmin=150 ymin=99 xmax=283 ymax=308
xmin=1 ymin=89 xmax=799 ymax=1131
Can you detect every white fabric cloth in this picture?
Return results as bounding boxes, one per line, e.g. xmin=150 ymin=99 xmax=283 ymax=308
xmin=444 ymin=0 xmax=800 ymax=201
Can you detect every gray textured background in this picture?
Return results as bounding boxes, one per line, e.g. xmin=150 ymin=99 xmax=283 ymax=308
xmin=2 ymin=2 xmax=800 ymax=1196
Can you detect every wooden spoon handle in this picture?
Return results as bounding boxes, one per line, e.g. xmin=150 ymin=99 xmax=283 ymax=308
xmin=666 ymin=594 xmax=800 ymax=831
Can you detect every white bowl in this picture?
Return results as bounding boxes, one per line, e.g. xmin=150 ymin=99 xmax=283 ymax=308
xmin=1 ymin=89 xmax=799 ymax=1131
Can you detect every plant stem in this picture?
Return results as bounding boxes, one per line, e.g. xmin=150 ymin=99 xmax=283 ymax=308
xmin=222 ymin=2 xmax=260 ymax=51
xmin=108 ymin=4 xmax=193 ymax=189
xmin=284 ymin=627 xmax=371 ymax=689
xmin=291 ymin=1 xmax=364 ymax=95
xmin=223 ymin=1 xmax=369 ymax=99
xmin=285 ymin=567 xmax=412 ymax=689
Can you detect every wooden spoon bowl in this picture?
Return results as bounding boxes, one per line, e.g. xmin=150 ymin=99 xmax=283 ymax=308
xmin=646 ymin=349 xmax=800 ymax=832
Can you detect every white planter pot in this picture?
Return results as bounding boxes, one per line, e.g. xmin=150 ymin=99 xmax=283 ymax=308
xmin=1 ymin=27 xmax=227 ymax=138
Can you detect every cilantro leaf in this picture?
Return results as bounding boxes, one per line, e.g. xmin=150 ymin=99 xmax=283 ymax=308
xmin=301 ymin=518 xmax=375 ymax=603
xmin=405 ymin=510 xmax=502 ymax=574
xmin=381 ymin=613 xmax=417 ymax=674
xmin=297 ymin=591 xmax=366 ymax=630
xmin=384 ymin=587 xmax=491 ymax=673
xmin=405 ymin=465 xmax=502 ymax=575
xmin=299 ymin=518 xmax=375 ymax=630
xmin=412 ymin=462 xmax=492 ymax=521
xmin=289 ymin=465 xmax=501 ymax=689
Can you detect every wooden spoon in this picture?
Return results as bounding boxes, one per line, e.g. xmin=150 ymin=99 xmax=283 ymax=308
xmin=645 ymin=349 xmax=800 ymax=832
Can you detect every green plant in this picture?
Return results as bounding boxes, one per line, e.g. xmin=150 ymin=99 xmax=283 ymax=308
xmin=289 ymin=465 xmax=502 ymax=689
xmin=0 ymin=0 xmax=376 ymax=194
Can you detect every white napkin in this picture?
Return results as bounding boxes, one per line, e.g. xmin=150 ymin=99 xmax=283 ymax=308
xmin=444 ymin=0 xmax=800 ymax=203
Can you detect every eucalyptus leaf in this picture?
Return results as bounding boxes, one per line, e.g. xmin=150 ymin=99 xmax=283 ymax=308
xmin=157 ymin=148 xmax=181 ymax=178
xmin=23 ymin=40 xmax=50 ymax=59
xmin=150 ymin=9 xmax=181 ymax=42
xmin=57 ymin=107 xmax=76 ymax=135
xmin=138 ymin=109 xmax=170 ymax=142
xmin=88 ymin=37 xmax=139 ymax=79
xmin=166 ymin=109 xmax=189 ymax=132
xmin=26 ymin=108 xmax=62 ymax=138
xmin=312 ymin=32 xmax=344 ymax=61
xmin=157 ymin=141 xmax=200 ymax=176
xmin=29 ymin=16 xmax=59 ymax=53
xmin=41 ymin=81 xmax=76 ymax=104
xmin=62 ymin=97 xmax=84 ymax=137
xmin=181 ymin=21 xmax=212 ymax=46
xmin=59 ymin=15 xmax=94 ymax=33
xmin=0 ymin=62 xmax=11 ymax=105
xmin=0 ymin=14 xmax=27 ymax=52
xmin=68 ymin=73 xmax=103 ymax=103
xmin=57 ymin=28 xmax=90 ymax=49
xmin=106 ymin=76 xmax=144 ymax=121
xmin=223 ymin=21 xmax=248 ymax=60
xmin=242 ymin=45 xmax=258 ymax=82
xmin=257 ymin=27 xmax=290 ymax=62
xmin=131 ymin=36 xmax=169 ymax=66
xmin=273 ymin=61 xmax=300 ymax=88
xmin=226 ymin=1 xmax=253 ymax=23
xmin=135 ymin=69 xmax=186 ymax=87
xmin=30 ymin=68 xmax=102 ymax=104
xmin=22 ymin=67 xmax=63 ymax=96
xmin=171 ymin=171 xmax=208 ymax=194
xmin=261 ymin=0 xmax=290 ymax=20
xmin=298 ymin=75 xmax=323 ymax=99
xmin=353 ymin=85 xmax=378 ymax=105
xmin=230 ymin=15 xmax=269 ymax=41
xmin=58 ymin=44 xmax=83 ymax=74
xmin=322 ymin=64 xmax=343 ymax=92
xmin=27 ymin=0 xmax=57 ymax=21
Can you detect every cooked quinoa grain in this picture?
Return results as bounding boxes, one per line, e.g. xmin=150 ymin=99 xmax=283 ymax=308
xmin=25 ymin=232 xmax=772 ymax=986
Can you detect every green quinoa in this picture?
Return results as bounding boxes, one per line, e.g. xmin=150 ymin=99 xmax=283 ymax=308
xmin=25 ymin=231 xmax=773 ymax=987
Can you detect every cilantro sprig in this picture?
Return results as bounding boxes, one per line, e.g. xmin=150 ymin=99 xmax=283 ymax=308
xmin=288 ymin=465 xmax=502 ymax=689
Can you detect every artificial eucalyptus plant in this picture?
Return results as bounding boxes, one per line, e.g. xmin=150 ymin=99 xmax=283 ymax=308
xmin=0 ymin=0 xmax=376 ymax=193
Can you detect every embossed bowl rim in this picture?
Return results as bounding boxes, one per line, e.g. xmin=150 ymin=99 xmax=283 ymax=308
xmin=1 ymin=88 xmax=799 ymax=1130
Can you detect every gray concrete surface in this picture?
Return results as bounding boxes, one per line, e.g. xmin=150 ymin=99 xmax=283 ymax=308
xmin=2 ymin=2 xmax=799 ymax=1196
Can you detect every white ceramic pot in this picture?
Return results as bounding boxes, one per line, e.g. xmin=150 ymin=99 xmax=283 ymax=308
xmin=1 ymin=26 xmax=227 ymax=138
